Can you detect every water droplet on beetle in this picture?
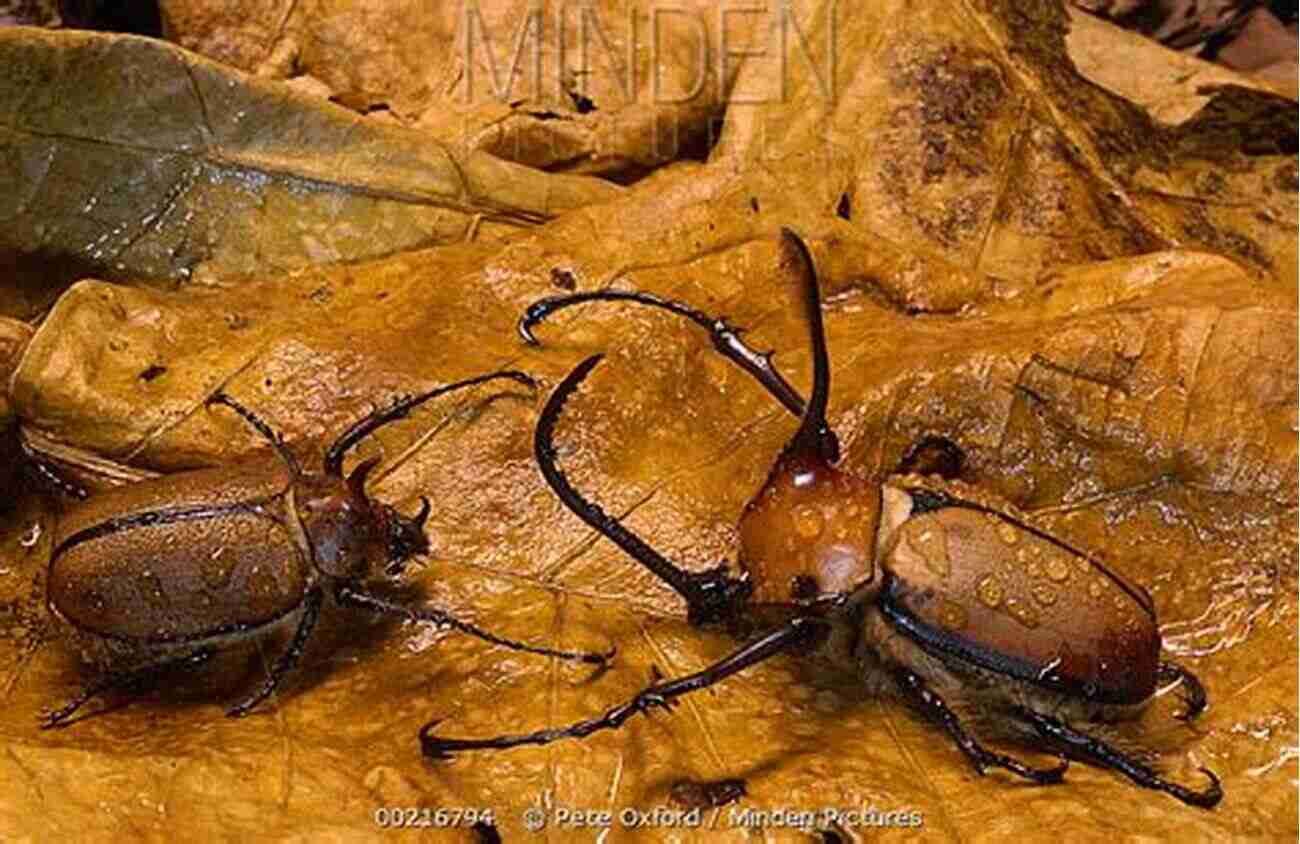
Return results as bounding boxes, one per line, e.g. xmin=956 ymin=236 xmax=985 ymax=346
xmin=1005 ymin=597 xmax=1040 ymax=628
xmin=793 ymin=506 xmax=824 ymax=539
xmin=976 ymin=575 xmax=1004 ymax=608
xmin=911 ymin=527 xmax=951 ymax=577
xmin=1045 ymin=557 xmax=1070 ymax=583
xmin=203 ymin=551 xmax=237 ymax=589
xmin=1089 ymin=579 xmax=1105 ymax=599
xmin=1032 ymin=583 xmax=1058 ymax=606
xmin=140 ymin=570 xmax=167 ymax=609
xmin=936 ymin=600 xmax=968 ymax=629
xmin=997 ymin=523 xmax=1019 ymax=545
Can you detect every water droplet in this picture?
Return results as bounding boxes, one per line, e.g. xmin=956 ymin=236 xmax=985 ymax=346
xmin=793 ymin=506 xmax=824 ymax=539
xmin=1031 ymin=583 xmax=1058 ymax=606
xmin=911 ymin=527 xmax=950 ymax=577
xmin=140 ymin=569 xmax=168 ymax=609
xmin=976 ymin=575 xmax=1004 ymax=608
xmin=1112 ymin=594 xmax=1128 ymax=611
xmin=1088 ymin=579 xmax=1105 ymax=599
xmin=1045 ymin=557 xmax=1070 ymax=583
xmin=997 ymin=523 xmax=1019 ymax=545
xmin=249 ymin=565 xmax=279 ymax=599
xmin=936 ymin=600 xmax=968 ymax=629
xmin=1005 ymin=597 xmax=1040 ymax=628
xmin=203 ymin=550 xmax=237 ymax=590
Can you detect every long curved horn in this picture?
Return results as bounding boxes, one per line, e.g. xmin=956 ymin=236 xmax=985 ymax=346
xmin=413 ymin=496 xmax=431 ymax=529
xmin=346 ymin=456 xmax=382 ymax=501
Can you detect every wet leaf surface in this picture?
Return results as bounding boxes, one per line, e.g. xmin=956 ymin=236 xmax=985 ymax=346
xmin=1 ymin=2 xmax=1296 ymax=842
xmin=0 ymin=28 xmax=620 ymax=318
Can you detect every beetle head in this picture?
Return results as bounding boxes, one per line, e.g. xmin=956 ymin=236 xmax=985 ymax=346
xmin=737 ymin=230 xmax=882 ymax=608
xmin=297 ymin=457 xmax=429 ymax=580
xmin=375 ymin=496 xmax=431 ymax=577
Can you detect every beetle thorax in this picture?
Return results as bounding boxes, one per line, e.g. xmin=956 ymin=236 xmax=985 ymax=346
xmin=294 ymin=475 xmax=386 ymax=580
xmin=738 ymin=453 xmax=883 ymax=607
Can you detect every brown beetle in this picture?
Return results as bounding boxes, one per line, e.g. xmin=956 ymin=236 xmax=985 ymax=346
xmin=421 ymin=230 xmax=1222 ymax=809
xmin=41 ymin=370 xmax=609 ymax=727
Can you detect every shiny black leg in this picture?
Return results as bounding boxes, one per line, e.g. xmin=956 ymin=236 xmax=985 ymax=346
xmin=336 ymin=585 xmax=612 ymax=665
xmin=227 ymin=587 xmax=323 ymax=717
xmin=421 ymin=616 xmax=825 ymax=759
xmin=41 ymin=647 xmax=215 ymax=728
xmin=893 ymin=666 xmax=1069 ymax=784
xmin=534 ymin=354 xmax=751 ymax=627
xmin=1157 ymin=661 xmax=1209 ymax=721
xmin=1016 ymin=706 xmax=1223 ymax=808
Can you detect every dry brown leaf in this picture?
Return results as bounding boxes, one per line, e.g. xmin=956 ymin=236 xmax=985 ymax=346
xmin=1 ymin=1 xmax=1296 ymax=842
xmin=161 ymin=0 xmax=740 ymax=178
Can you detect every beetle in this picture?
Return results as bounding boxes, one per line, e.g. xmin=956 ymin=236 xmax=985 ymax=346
xmin=40 ymin=370 xmax=610 ymax=727
xmin=420 ymin=230 xmax=1223 ymax=808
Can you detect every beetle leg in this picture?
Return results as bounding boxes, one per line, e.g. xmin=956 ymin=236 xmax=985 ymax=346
xmin=536 ymin=354 xmax=752 ymax=627
xmin=227 ymin=587 xmax=323 ymax=718
xmin=1015 ymin=706 xmax=1224 ymax=808
xmin=1157 ymin=662 xmax=1209 ymax=721
xmin=323 ymin=371 xmax=536 ymax=477
xmin=335 ymin=585 xmax=614 ymax=665
xmin=518 ymin=289 xmax=807 ymax=418
xmin=41 ymin=647 xmax=215 ymax=728
xmin=892 ymin=666 xmax=1070 ymax=784
xmin=421 ymin=616 xmax=826 ymax=759
xmin=206 ymin=392 xmax=302 ymax=478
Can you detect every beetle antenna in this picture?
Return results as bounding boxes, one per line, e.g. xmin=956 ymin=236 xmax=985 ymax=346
xmin=776 ymin=228 xmax=839 ymax=465
xmin=207 ymin=393 xmax=303 ymax=478
xmin=519 ymin=291 xmax=806 ymax=417
xmin=324 ymin=370 xmax=536 ymax=477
